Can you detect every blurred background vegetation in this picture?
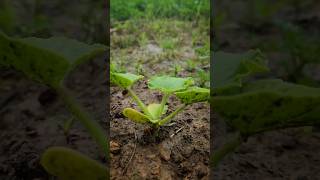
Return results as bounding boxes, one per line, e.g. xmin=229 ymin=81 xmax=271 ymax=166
xmin=0 ymin=0 xmax=106 ymax=43
xmin=111 ymin=0 xmax=209 ymax=21
xmin=214 ymin=0 xmax=320 ymax=87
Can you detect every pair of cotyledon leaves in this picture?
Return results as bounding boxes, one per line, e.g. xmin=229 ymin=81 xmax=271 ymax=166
xmin=110 ymin=72 xmax=210 ymax=105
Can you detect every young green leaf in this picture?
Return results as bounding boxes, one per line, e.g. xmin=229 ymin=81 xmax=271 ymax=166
xmin=212 ymin=50 xmax=269 ymax=95
xmin=40 ymin=147 xmax=107 ymax=180
xmin=0 ymin=32 xmax=106 ymax=86
xmin=176 ymin=87 xmax=210 ymax=104
xmin=111 ymin=72 xmax=143 ymax=89
xmin=212 ymin=79 xmax=320 ymax=135
xmin=123 ymin=108 xmax=150 ymax=124
xmin=148 ymin=76 xmax=194 ymax=93
xmin=147 ymin=103 xmax=168 ymax=119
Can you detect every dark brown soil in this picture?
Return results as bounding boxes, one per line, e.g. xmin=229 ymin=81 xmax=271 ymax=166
xmin=213 ymin=114 xmax=320 ymax=180
xmin=0 ymin=57 xmax=108 ymax=179
xmin=110 ymin=80 xmax=210 ymax=179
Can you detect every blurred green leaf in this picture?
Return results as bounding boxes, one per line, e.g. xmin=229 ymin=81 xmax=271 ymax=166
xmin=212 ymin=79 xmax=320 ymax=135
xmin=176 ymin=86 xmax=210 ymax=104
xmin=0 ymin=32 xmax=106 ymax=86
xmin=212 ymin=50 xmax=269 ymax=94
xmin=111 ymin=72 xmax=143 ymax=89
xmin=41 ymin=147 xmax=107 ymax=180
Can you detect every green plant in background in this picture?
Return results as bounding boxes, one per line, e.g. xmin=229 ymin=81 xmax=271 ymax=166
xmin=111 ymin=72 xmax=209 ymax=131
xmin=172 ymin=63 xmax=183 ymax=76
xmin=138 ymin=32 xmax=148 ymax=47
xmin=186 ymin=59 xmax=197 ymax=72
xmin=211 ymin=49 xmax=320 ymax=167
xmin=196 ymin=68 xmax=210 ymax=88
xmin=0 ymin=0 xmax=16 ymax=34
xmin=0 ymin=31 xmax=108 ymax=179
xmin=277 ymin=22 xmax=320 ymax=85
xmin=158 ymin=36 xmax=178 ymax=50
xmin=244 ymin=0 xmax=287 ymax=27
xmin=110 ymin=0 xmax=210 ymax=21
xmin=135 ymin=63 xmax=145 ymax=76
xmin=195 ymin=41 xmax=210 ymax=59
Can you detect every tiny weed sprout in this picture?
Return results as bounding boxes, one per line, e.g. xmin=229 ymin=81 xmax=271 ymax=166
xmin=111 ymin=72 xmax=210 ymax=131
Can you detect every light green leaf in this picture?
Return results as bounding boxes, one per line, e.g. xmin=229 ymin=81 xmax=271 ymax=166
xmin=212 ymin=50 xmax=269 ymax=95
xmin=111 ymin=72 xmax=143 ymax=89
xmin=0 ymin=31 xmax=106 ymax=86
xmin=123 ymin=108 xmax=150 ymax=124
xmin=147 ymin=103 xmax=168 ymax=119
xmin=176 ymin=87 xmax=210 ymax=104
xmin=148 ymin=76 xmax=194 ymax=93
xmin=212 ymin=79 xmax=320 ymax=135
xmin=40 ymin=147 xmax=107 ymax=180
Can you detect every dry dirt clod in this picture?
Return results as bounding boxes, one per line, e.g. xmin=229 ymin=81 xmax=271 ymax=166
xmin=195 ymin=164 xmax=208 ymax=178
xmin=180 ymin=146 xmax=194 ymax=158
xmin=110 ymin=141 xmax=121 ymax=154
xmin=150 ymin=162 xmax=161 ymax=175
xmin=159 ymin=142 xmax=171 ymax=161
xmin=147 ymin=154 xmax=157 ymax=160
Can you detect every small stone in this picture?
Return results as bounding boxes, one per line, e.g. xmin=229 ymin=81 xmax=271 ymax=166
xmin=110 ymin=141 xmax=121 ymax=154
xmin=150 ymin=162 xmax=160 ymax=175
xmin=146 ymin=44 xmax=162 ymax=54
xmin=147 ymin=154 xmax=157 ymax=160
xmin=181 ymin=146 xmax=194 ymax=158
xmin=159 ymin=143 xmax=171 ymax=161
xmin=195 ymin=164 xmax=208 ymax=178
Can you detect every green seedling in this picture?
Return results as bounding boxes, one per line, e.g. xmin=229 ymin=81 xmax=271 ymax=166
xmin=111 ymin=72 xmax=209 ymax=130
xmin=196 ymin=67 xmax=210 ymax=88
xmin=135 ymin=63 xmax=144 ymax=76
xmin=186 ymin=59 xmax=197 ymax=72
xmin=158 ymin=37 xmax=178 ymax=50
xmin=63 ymin=117 xmax=74 ymax=136
xmin=172 ymin=63 xmax=182 ymax=76
xmin=277 ymin=22 xmax=320 ymax=84
xmin=138 ymin=32 xmax=148 ymax=47
xmin=0 ymin=31 xmax=108 ymax=179
xmin=211 ymin=49 xmax=320 ymax=167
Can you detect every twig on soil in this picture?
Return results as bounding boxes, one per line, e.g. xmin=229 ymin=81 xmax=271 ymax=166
xmin=170 ymin=127 xmax=184 ymax=138
xmin=122 ymin=131 xmax=137 ymax=175
xmin=163 ymin=122 xmax=176 ymax=127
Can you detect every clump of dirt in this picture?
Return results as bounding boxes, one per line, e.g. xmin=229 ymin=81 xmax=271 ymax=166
xmin=110 ymin=80 xmax=210 ymax=179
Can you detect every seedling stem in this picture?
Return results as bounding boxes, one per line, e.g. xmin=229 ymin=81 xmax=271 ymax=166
xmin=54 ymin=84 xmax=108 ymax=157
xmin=157 ymin=93 xmax=170 ymax=118
xmin=159 ymin=104 xmax=187 ymax=126
xmin=127 ymin=88 xmax=152 ymax=118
